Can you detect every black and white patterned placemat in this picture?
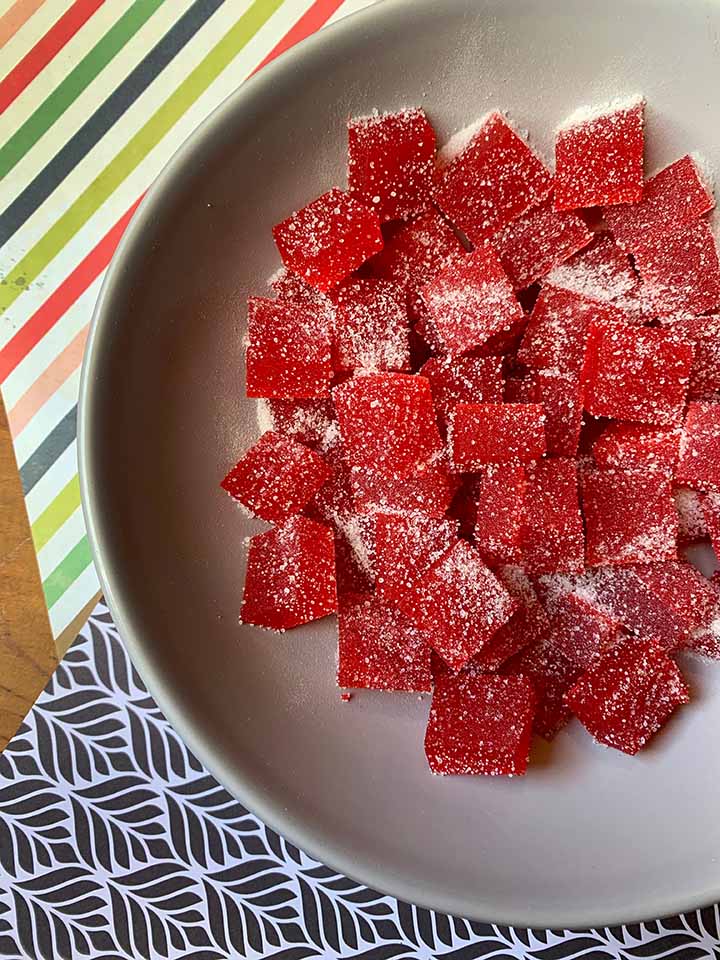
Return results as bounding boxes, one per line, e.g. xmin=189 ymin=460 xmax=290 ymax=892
xmin=0 ymin=603 xmax=718 ymax=960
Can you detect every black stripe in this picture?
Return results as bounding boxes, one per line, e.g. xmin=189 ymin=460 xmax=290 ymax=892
xmin=0 ymin=0 xmax=226 ymax=249
xmin=20 ymin=405 xmax=77 ymax=495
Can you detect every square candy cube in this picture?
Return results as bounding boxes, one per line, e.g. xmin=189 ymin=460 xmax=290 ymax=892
xmin=334 ymin=278 xmax=411 ymax=372
xmin=583 ymin=324 xmax=694 ymax=426
xmin=347 ymin=108 xmax=437 ymax=222
xmin=246 ymin=297 xmax=333 ymax=399
xmin=633 ymin=220 xmax=720 ymax=316
xmin=582 ymin=466 xmax=677 ymax=566
xmin=221 ymin=431 xmax=331 ymax=522
xmin=434 ymin=111 xmax=552 ymax=243
xmin=592 ymin=423 xmax=680 ymax=472
xmin=337 ymin=592 xmax=433 ymax=692
xmin=333 ymin=372 xmax=443 ymax=478
xmin=522 ymin=459 xmax=585 ymax=575
xmin=424 ymin=671 xmax=536 ymax=775
xmin=566 ymin=640 xmax=689 ymax=755
xmin=472 ymin=566 xmax=550 ymax=671
xmin=349 ymin=457 xmax=456 ymax=519
xmin=398 ymin=540 xmax=518 ymax=670
xmin=676 ymin=403 xmax=720 ymax=491
xmin=633 ymin=561 xmax=718 ymax=633
xmin=660 ymin=313 xmax=720 ymax=402
xmin=449 ymin=402 xmax=546 ymax=469
xmin=547 ymin=233 xmax=640 ymax=305
xmin=554 ymin=97 xmax=644 ymax=210
xmin=240 ymin=516 xmax=337 ymax=631
xmin=530 ymin=369 xmax=583 ymax=457
xmin=272 ymin=188 xmax=383 ymax=292
xmin=605 ymin=155 xmax=714 ymax=251
xmin=545 ymin=592 xmax=621 ymax=671
xmin=590 ymin=566 xmax=691 ymax=650
xmin=419 ymin=355 xmax=504 ymax=426
xmin=375 ymin=512 xmax=458 ymax=606
xmin=491 ymin=194 xmax=593 ymax=289
xmin=263 ymin=398 xmax=339 ymax=452
xmin=503 ymin=638 xmax=582 ymax=740
xmin=473 ymin=464 xmax=527 ymax=566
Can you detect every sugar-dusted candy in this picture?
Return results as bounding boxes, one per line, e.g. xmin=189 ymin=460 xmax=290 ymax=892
xmin=592 ymin=423 xmax=680 ymax=472
xmin=633 ymin=561 xmax=718 ymax=633
xmin=473 ymin=566 xmax=549 ymax=671
xmin=504 ymin=637 xmax=582 ymax=740
xmin=473 ymin=464 xmax=526 ymax=566
xmin=590 ymin=566 xmax=691 ymax=650
xmin=659 ymin=313 xmax=720 ymax=402
xmin=449 ymin=402 xmax=546 ymax=469
xmin=547 ymin=233 xmax=640 ymax=306
xmin=374 ymin=513 xmax=458 ymax=606
xmin=240 ymin=516 xmax=337 ymax=630
xmin=398 ymin=540 xmax=517 ymax=670
xmin=674 ymin=487 xmax=709 ymax=543
xmin=337 ymin=592 xmax=433 ymax=691
xmin=333 ymin=372 xmax=443 ymax=478
xmin=262 ymin=398 xmax=339 ymax=452
xmin=521 ymin=459 xmax=585 ymax=574
xmin=221 ymin=432 xmax=331 ymax=522
xmin=349 ymin=456 xmax=456 ymax=519
xmin=685 ymin=578 xmax=720 ymax=660
xmin=347 ymin=108 xmax=436 ymax=222
xmin=583 ymin=465 xmax=677 ymax=566
xmin=419 ymin=355 xmax=504 ymax=426
xmin=566 ymin=640 xmax=689 ymax=754
xmin=583 ymin=324 xmax=694 ymax=426
xmin=702 ymin=492 xmax=720 ymax=554
xmin=246 ymin=297 xmax=333 ymax=399
xmin=435 ymin=112 xmax=552 ymax=243
xmin=633 ymin=220 xmax=720 ymax=315
xmin=605 ymin=155 xmax=714 ymax=250
xmin=529 ymin=368 xmax=583 ymax=457
xmin=544 ymin=591 xmax=621 ymax=670
xmin=491 ymin=194 xmax=593 ymax=289
xmin=424 ymin=670 xmax=536 ymax=775
xmin=420 ymin=247 xmax=523 ymax=355
xmin=676 ymin=402 xmax=720 ymax=491
xmin=334 ymin=278 xmax=411 ymax=372
xmin=272 ymin=188 xmax=383 ymax=291
xmin=554 ymin=97 xmax=644 ymax=210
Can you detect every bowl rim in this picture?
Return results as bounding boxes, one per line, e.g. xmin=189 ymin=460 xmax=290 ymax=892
xmin=78 ymin=0 xmax=718 ymax=929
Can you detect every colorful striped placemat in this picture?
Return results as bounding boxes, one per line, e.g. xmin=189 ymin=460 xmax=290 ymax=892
xmin=0 ymin=0 xmax=372 ymax=643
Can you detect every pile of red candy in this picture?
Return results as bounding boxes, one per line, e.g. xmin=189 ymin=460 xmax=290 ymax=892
xmin=222 ymin=97 xmax=720 ymax=776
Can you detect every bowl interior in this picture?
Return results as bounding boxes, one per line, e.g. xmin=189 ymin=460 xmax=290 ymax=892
xmin=82 ymin=0 xmax=720 ymax=927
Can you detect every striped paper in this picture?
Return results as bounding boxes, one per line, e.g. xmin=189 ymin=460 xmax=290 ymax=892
xmin=0 ymin=0 xmax=372 ymax=640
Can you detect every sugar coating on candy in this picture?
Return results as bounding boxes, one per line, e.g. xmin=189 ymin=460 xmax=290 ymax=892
xmin=544 ymin=591 xmax=621 ymax=671
xmin=419 ymin=355 xmax=504 ymax=426
xmin=221 ymin=432 xmax=331 ymax=523
xmin=420 ymin=247 xmax=523 ymax=355
xmin=565 ymin=640 xmax=689 ymax=755
xmin=434 ymin=111 xmax=552 ymax=243
xmin=676 ymin=402 xmax=720 ymax=491
xmin=685 ymin=578 xmax=720 ymax=660
xmin=529 ymin=369 xmax=583 ymax=457
xmin=583 ymin=324 xmax=694 ymax=426
xmin=398 ymin=540 xmax=517 ymax=670
xmin=659 ymin=313 xmax=720 ymax=402
xmin=633 ymin=561 xmax=718 ymax=633
xmin=605 ymin=155 xmax=714 ymax=250
xmin=272 ymin=188 xmax=383 ymax=292
xmin=473 ymin=464 xmax=526 ymax=566
xmin=349 ymin=455 xmax=456 ymax=519
xmin=246 ymin=297 xmax=333 ymax=399
xmin=521 ymin=459 xmax=585 ymax=574
xmin=347 ymin=108 xmax=436 ymax=222
xmin=472 ymin=565 xmax=549 ymax=671
xmin=504 ymin=637 xmax=582 ymax=740
xmin=269 ymin=267 xmax=337 ymax=314
xmin=374 ymin=513 xmax=458 ymax=605
xmin=633 ymin=220 xmax=720 ymax=316
xmin=702 ymin=492 xmax=720 ymax=554
xmin=333 ymin=372 xmax=443 ymax=478
xmin=334 ymin=278 xmax=411 ymax=372
xmin=582 ymin=465 xmax=678 ymax=566
xmin=592 ymin=423 xmax=680 ymax=472
xmin=491 ymin=194 xmax=593 ymax=289
xmin=424 ymin=671 xmax=536 ymax=775
xmin=554 ymin=97 xmax=644 ymax=210
xmin=674 ymin=487 xmax=709 ymax=542
xmin=337 ymin=592 xmax=433 ymax=692
xmin=546 ymin=234 xmax=640 ymax=306
xmin=449 ymin=402 xmax=546 ymax=469
xmin=240 ymin=516 xmax=337 ymax=631
xmin=261 ymin=398 xmax=339 ymax=453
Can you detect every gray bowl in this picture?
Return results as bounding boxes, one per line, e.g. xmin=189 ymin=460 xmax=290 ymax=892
xmin=79 ymin=0 xmax=720 ymax=928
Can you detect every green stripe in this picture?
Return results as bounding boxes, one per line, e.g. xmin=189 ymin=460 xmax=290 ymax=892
xmin=43 ymin=535 xmax=92 ymax=608
xmin=31 ymin=474 xmax=81 ymax=552
xmin=0 ymin=0 xmax=284 ymax=314
xmin=0 ymin=0 xmax=167 ymax=182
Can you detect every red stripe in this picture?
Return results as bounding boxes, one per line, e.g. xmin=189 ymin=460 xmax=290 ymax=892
xmin=0 ymin=197 xmax=142 ymax=384
xmin=252 ymin=0 xmax=345 ymax=74
xmin=0 ymin=0 xmax=105 ymax=115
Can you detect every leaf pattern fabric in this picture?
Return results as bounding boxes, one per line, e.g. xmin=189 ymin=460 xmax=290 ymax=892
xmin=0 ymin=602 xmax=718 ymax=959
